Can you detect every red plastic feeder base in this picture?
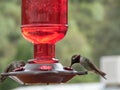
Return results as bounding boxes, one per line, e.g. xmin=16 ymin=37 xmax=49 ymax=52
xmin=1 ymin=63 xmax=87 ymax=85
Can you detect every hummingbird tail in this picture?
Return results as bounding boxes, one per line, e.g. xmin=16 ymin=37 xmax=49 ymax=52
xmin=97 ymin=70 xmax=107 ymax=80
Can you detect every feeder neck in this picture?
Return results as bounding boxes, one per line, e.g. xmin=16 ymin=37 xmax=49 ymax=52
xmin=34 ymin=44 xmax=55 ymax=59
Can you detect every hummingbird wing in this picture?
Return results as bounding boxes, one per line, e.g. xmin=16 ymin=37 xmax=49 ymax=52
xmin=86 ymin=59 xmax=99 ymax=71
xmin=0 ymin=63 xmax=14 ymax=83
xmin=86 ymin=59 xmax=107 ymax=79
xmin=0 ymin=61 xmax=26 ymax=83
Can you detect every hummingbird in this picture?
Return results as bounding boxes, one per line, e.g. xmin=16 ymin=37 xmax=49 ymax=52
xmin=70 ymin=55 xmax=107 ymax=79
xmin=0 ymin=61 xmax=25 ymax=83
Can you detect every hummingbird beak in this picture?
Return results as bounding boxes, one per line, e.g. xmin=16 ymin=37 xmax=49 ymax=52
xmin=69 ymin=63 xmax=72 ymax=68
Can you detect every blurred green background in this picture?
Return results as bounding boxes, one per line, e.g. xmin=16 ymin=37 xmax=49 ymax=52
xmin=0 ymin=0 xmax=120 ymax=89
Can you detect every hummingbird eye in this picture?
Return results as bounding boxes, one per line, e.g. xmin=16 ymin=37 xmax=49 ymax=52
xmin=72 ymin=57 xmax=76 ymax=60
xmin=72 ymin=55 xmax=76 ymax=59
xmin=19 ymin=64 xmax=23 ymax=67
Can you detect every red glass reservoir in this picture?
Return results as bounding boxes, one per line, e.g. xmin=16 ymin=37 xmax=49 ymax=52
xmin=22 ymin=0 xmax=68 ymax=44
xmin=21 ymin=0 xmax=68 ymax=63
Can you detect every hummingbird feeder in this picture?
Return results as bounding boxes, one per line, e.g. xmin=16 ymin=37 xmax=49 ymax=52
xmin=1 ymin=0 xmax=87 ymax=85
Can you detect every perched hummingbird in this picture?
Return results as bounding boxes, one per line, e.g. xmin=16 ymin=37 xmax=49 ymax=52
xmin=70 ymin=55 xmax=107 ymax=79
xmin=0 ymin=61 xmax=25 ymax=83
